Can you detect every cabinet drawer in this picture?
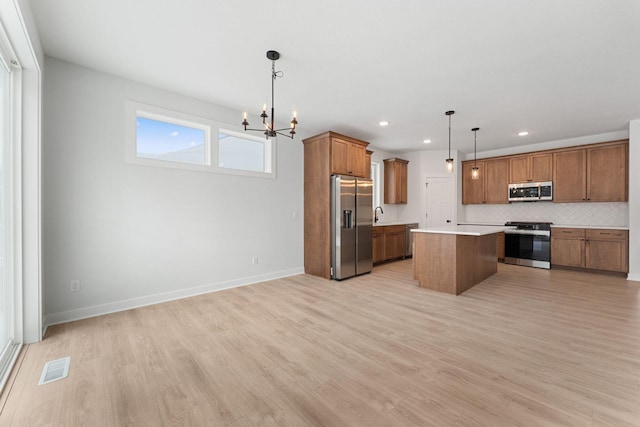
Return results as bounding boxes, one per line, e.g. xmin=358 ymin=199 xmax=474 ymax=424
xmin=552 ymin=228 xmax=585 ymax=238
xmin=586 ymin=229 xmax=627 ymax=240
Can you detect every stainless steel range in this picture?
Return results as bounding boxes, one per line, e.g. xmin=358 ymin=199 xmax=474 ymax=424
xmin=504 ymin=221 xmax=552 ymax=269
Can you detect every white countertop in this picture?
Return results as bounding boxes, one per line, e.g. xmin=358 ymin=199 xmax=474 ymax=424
xmin=373 ymin=221 xmax=420 ymax=227
xmin=412 ymin=225 xmax=515 ymax=236
xmin=551 ymin=224 xmax=629 ymax=230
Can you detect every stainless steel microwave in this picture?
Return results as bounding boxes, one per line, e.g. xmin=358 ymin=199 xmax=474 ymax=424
xmin=508 ymin=181 xmax=553 ymax=202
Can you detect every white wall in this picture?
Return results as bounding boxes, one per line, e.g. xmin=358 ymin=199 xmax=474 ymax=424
xmin=42 ymin=57 xmax=305 ymax=327
xmin=628 ymin=120 xmax=640 ymax=281
xmin=369 ymin=148 xmax=458 ymax=226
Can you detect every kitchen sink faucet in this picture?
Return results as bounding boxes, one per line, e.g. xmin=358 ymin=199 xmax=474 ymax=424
xmin=374 ymin=206 xmax=384 ymax=223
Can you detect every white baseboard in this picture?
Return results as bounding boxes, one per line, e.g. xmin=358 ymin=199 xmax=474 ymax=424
xmin=42 ymin=267 xmax=304 ymax=333
xmin=627 ymin=273 xmax=640 ymax=282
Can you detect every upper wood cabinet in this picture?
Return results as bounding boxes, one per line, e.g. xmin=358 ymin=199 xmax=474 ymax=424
xmin=364 ymin=150 xmax=373 ymax=179
xmin=462 ymin=158 xmax=508 ymax=204
xmin=484 ymin=158 xmax=509 ymax=203
xmin=384 ymin=158 xmax=409 ymax=204
xmin=330 ymin=136 xmax=368 ymax=178
xmin=586 ymin=143 xmax=627 ymax=202
xmin=464 ymin=139 xmax=627 ymax=205
xmin=553 ymin=141 xmax=628 ymax=203
xmin=462 ymin=161 xmax=485 ymax=205
xmin=508 ymin=153 xmax=552 ymax=183
xmin=553 ymin=149 xmax=587 ymax=202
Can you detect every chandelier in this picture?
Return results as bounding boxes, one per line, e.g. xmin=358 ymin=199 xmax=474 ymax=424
xmin=242 ymin=50 xmax=298 ymax=139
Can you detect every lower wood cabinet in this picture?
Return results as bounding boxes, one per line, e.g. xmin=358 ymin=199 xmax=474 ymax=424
xmin=373 ymin=225 xmax=406 ymax=264
xmin=551 ymin=227 xmax=628 ymax=273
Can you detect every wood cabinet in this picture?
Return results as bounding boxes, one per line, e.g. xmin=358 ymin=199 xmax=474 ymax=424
xmin=551 ymin=227 xmax=628 ymax=273
xmin=364 ymin=150 xmax=373 ymax=179
xmin=462 ymin=139 xmax=627 ymax=205
xmin=585 ymin=229 xmax=628 ymax=272
xmin=509 ymin=153 xmax=552 ymax=183
xmin=462 ymin=161 xmax=485 ymax=205
xmin=586 ymin=143 xmax=627 ymax=202
xmin=484 ymin=158 xmax=509 ymax=203
xmin=383 ymin=158 xmax=409 ymax=204
xmin=551 ymin=228 xmax=585 ymax=268
xmin=372 ymin=225 xmax=406 ymax=264
xmin=330 ymin=136 xmax=368 ymax=178
xmin=462 ymin=158 xmax=508 ymax=204
xmin=303 ymin=131 xmax=370 ymax=279
xmin=553 ymin=142 xmax=628 ymax=203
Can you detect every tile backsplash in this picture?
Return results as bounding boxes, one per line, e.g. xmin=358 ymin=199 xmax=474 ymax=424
xmin=462 ymin=202 xmax=628 ymax=227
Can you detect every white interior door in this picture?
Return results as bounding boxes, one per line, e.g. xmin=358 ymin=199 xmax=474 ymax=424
xmin=425 ymin=177 xmax=454 ymax=227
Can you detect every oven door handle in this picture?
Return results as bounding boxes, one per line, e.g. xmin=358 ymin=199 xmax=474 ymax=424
xmin=504 ymin=229 xmax=551 ymax=237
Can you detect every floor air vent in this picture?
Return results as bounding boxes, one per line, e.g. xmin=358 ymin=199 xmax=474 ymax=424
xmin=39 ymin=356 xmax=71 ymax=385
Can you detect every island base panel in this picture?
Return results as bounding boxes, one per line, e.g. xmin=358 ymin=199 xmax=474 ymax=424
xmin=413 ymin=233 xmax=498 ymax=295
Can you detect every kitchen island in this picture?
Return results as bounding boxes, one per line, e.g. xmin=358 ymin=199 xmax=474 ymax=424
xmin=412 ymin=225 xmax=513 ymax=295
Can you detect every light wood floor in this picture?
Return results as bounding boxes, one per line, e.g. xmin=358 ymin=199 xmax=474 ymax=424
xmin=2 ymin=261 xmax=640 ymax=426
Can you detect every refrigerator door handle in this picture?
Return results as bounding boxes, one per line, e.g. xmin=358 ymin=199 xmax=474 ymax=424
xmin=343 ymin=210 xmax=353 ymax=229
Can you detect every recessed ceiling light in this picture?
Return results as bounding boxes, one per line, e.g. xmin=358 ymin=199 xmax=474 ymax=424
xmin=379 ymin=121 xmax=389 ymax=127
xmin=423 ymin=139 xmax=432 ymax=144
xmin=518 ymin=131 xmax=529 ymax=136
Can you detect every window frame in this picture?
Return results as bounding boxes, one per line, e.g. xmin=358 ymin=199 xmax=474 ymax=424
xmin=126 ymin=101 xmax=276 ymax=179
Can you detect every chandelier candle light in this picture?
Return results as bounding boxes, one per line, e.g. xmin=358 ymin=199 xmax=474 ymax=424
xmin=471 ymin=127 xmax=480 ymax=180
xmin=242 ymin=50 xmax=298 ymax=139
xmin=445 ymin=110 xmax=455 ymax=173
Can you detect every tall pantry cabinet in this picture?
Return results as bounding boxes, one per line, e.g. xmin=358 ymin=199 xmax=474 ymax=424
xmin=303 ymin=131 xmax=370 ymax=279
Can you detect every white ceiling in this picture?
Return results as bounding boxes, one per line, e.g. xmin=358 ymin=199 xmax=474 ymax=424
xmin=28 ymin=0 xmax=640 ymax=154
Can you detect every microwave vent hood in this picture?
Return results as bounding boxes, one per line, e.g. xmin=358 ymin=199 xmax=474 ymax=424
xmin=508 ymin=181 xmax=552 ymax=202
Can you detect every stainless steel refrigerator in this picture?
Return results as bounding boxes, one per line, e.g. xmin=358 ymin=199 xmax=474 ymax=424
xmin=331 ymin=175 xmax=373 ymax=280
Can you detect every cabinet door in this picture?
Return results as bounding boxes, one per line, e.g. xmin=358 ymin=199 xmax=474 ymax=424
xmin=587 ymin=143 xmax=627 ymax=202
xmin=530 ymin=153 xmax=552 ymax=182
xmin=349 ymin=143 xmax=367 ymax=177
xmin=551 ymin=237 xmax=585 ymax=267
xmin=553 ymin=149 xmax=587 ymax=202
xmin=484 ymin=159 xmax=509 ymax=204
xmin=462 ymin=161 xmax=485 ymax=205
xmin=364 ymin=151 xmax=373 ymax=179
xmin=398 ymin=162 xmax=408 ymax=203
xmin=387 ymin=231 xmax=406 ymax=260
xmin=508 ymin=156 xmax=530 ymax=183
xmin=372 ymin=232 xmax=385 ymax=264
xmin=585 ymin=239 xmax=627 ymax=272
xmin=383 ymin=159 xmax=408 ymax=204
xmin=331 ymin=138 xmax=350 ymax=175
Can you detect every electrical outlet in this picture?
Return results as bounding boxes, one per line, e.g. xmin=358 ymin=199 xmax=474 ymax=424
xmin=70 ymin=280 xmax=81 ymax=293
xmin=251 ymin=256 xmax=258 ymax=265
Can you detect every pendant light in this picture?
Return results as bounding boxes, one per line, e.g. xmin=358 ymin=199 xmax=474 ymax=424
xmin=471 ymin=127 xmax=480 ymax=180
xmin=445 ymin=110 xmax=455 ymax=173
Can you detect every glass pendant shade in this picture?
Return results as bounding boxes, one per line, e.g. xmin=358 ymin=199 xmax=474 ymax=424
xmin=445 ymin=110 xmax=455 ymax=173
xmin=446 ymin=158 xmax=454 ymax=173
xmin=471 ymin=127 xmax=480 ymax=180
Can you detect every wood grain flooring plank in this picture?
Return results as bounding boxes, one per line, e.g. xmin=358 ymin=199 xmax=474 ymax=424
xmin=2 ymin=261 xmax=640 ymax=426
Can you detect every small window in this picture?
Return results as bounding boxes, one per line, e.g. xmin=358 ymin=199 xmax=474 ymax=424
xmin=136 ymin=115 xmax=208 ymax=166
xmin=219 ymin=130 xmax=272 ymax=174
xmin=126 ymin=101 xmax=276 ymax=178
